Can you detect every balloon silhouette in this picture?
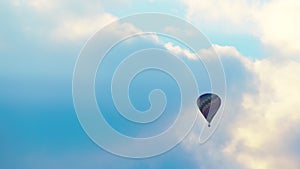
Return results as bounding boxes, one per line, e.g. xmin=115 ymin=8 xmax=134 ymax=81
xmin=197 ymin=93 xmax=221 ymax=127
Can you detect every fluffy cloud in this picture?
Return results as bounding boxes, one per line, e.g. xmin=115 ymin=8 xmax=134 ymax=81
xmin=181 ymin=43 xmax=300 ymax=169
xmin=224 ymin=58 xmax=300 ymax=169
xmin=256 ymin=0 xmax=300 ymax=56
xmin=181 ymin=0 xmax=300 ymax=56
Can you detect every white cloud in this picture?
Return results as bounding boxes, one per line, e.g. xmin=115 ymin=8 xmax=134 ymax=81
xmin=181 ymin=0 xmax=300 ymax=56
xmin=224 ymin=58 xmax=300 ymax=169
xmin=256 ymin=0 xmax=300 ymax=55
xmin=199 ymin=44 xmax=249 ymax=62
xmin=164 ymin=42 xmax=198 ymax=60
xmin=164 ymin=42 xmax=250 ymax=61
xmin=181 ymin=44 xmax=300 ymax=169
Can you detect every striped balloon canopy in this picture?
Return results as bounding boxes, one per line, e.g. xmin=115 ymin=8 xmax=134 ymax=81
xmin=197 ymin=93 xmax=221 ymax=127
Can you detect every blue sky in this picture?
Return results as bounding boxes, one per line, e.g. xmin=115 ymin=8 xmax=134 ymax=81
xmin=1 ymin=0 xmax=300 ymax=169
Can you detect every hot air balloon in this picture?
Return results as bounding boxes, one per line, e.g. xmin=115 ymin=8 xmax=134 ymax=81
xmin=197 ymin=93 xmax=221 ymax=127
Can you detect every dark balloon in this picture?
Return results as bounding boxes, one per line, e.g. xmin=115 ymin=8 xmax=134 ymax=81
xmin=197 ymin=93 xmax=221 ymax=127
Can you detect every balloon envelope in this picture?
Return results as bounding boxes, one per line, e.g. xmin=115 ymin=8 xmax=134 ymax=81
xmin=197 ymin=93 xmax=221 ymax=125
